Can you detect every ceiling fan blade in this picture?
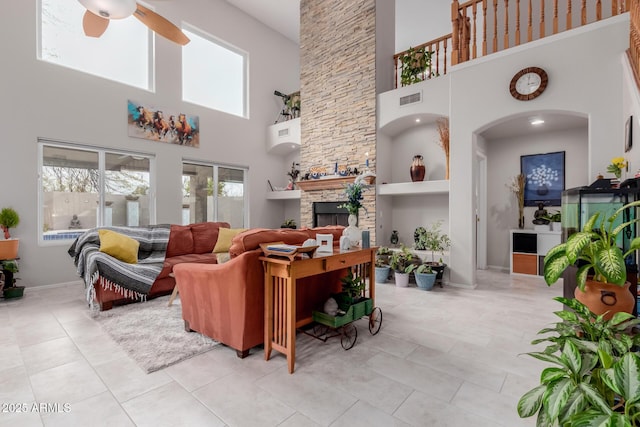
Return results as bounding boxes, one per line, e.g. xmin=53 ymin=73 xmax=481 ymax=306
xmin=133 ymin=4 xmax=190 ymax=46
xmin=82 ymin=9 xmax=109 ymax=37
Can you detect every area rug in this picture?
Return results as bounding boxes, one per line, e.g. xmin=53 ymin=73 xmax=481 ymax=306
xmin=90 ymin=296 xmax=219 ymax=373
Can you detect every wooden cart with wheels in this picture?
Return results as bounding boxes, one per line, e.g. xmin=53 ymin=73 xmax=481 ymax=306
xmin=306 ymin=298 xmax=382 ymax=350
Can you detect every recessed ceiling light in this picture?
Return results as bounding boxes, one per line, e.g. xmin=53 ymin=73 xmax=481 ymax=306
xmin=530 ymin=119 xmax=545 ymax=126
xmin=415 ymin=118 xmax=421 ymax=123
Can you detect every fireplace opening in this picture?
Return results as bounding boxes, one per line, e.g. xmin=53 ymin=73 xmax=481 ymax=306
xmin=313 ymin=202 xmax=349 ymax=227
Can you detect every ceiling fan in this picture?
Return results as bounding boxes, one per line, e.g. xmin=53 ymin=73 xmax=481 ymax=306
xmin=78 ymin=0 xmax=190 ymax=46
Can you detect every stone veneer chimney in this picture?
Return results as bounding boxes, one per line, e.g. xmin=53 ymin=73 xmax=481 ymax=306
xmin=300 ymin=0 xmax=380 ymax=241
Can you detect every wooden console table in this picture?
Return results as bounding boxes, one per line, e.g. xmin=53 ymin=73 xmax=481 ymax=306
xmin=261 ymin=247 xmax=376 ymax=373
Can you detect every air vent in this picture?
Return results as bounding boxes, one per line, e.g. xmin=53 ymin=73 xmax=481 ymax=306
xmin=278 ymin=128 xmax=290 ymax=137
xmin=399 ymin=91 xmax=422 ymax=106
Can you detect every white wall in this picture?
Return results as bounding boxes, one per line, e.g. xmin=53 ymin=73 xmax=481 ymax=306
xmin=449 ymin=15 xmax=629 ymax=287
xmin=0 ymin=0 xmax=299 ymax=287
xmin=485 ymin=126 xmax=589 ymax=270
xmin=395 ymin=0 xmax=451 ymax=52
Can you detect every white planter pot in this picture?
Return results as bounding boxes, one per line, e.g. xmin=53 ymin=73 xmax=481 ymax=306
xmin=395 ymin=272 xmax=409 ymax=287
xmin=551 ymin=222 xmax=561 ymax=232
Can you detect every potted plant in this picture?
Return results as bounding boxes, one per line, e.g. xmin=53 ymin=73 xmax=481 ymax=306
xmin=389 ymin=245 xmax=417 ymax=287
xmin=543 ymin=201 xmax=640 ymax=318
xmin=375 ymin=247 xmax=391 ymax=283
xmin=1 ymin=259 xmax=24 ymax=299
xmin=543 ymin=210 xmax=561 ymax=232
xmin=518 ymin=297 xmax=640 ymax=425
xmin=0 ymin=207 xmax=19 ymax=260
xmin=280 ymin=219 xmax=297 ymax=229
xmin=420 ymin=221 xmax=450 ymax=284
xmin=399 ymin=46 xmax=432 ymax=86
xmin=407 ymin=264 xmax=437 ymax=291
xmin=337 ymin=269 xmax=371 ymax=320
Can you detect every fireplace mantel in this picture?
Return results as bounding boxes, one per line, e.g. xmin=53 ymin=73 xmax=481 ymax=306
xmin=296 ymin=175 xmax=375 ymax=191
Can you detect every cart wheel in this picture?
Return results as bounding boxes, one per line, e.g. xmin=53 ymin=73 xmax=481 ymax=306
xmin=368 ymin=307 xmax=382 ymax=335
xmin=340 ymin=323 xmax=358 ymax=350
xmin=313 ymin=323 xmax=329 ymax=339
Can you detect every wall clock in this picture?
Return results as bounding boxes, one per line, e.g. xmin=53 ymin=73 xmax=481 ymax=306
xmin=509 ymin=67 xmax=548 ymax=101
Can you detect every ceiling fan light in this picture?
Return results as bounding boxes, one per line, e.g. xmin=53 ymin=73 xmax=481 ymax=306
xmin=79 ymin=0 xmax=137 ymax=20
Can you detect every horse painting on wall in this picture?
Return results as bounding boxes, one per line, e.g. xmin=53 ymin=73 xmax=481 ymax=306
xmin=127 ymin=100 xmax=200 ymax=147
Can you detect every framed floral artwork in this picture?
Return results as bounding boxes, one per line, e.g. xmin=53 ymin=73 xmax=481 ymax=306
xmin=521 ymin=151 xmax=565 ymax=207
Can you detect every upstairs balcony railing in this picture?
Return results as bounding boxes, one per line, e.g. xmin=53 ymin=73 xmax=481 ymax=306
xmin=395 ymin=0 xmax=631 ymax=88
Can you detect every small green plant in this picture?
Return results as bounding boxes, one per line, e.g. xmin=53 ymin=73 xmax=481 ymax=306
xmin=544 ymin=201 xmax=640 ymax=290
xmin=389 ymin=245 xmax=415 ymax=272
xmin=518 ymin=297 xmax=640 ymax=425
xmin=281 ymin=219 xmax=297 ymax=229
xmin=543 ymin=210 xmax=561 ymax=222
xmin=340 ymin=269 xmax=366 ymax=301
xmin=376 ymin=246 xmax=391 ymax=267
xmin=0 ymin=208 xmax=19 ymax=239
xmin=1 ymin=259 xmax=19 ymax=288
xmin=408 ymin=264 xmax=433 ymax=274
xmin=399 ymin=46 xmax=432 ymax=86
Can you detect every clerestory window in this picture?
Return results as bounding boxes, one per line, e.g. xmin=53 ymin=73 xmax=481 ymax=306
xmin=39 ymin=0 xmax=153 ymax=90
xmin=182 ymin=27 xmax=248 ymax=118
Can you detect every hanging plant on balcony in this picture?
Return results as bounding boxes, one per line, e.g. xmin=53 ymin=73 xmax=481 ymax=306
xmin=399 ymin=46 xmax=432 ymax=86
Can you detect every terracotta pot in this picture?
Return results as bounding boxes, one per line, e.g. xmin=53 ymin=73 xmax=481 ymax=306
xmin=0 ymin=239 xmax=19 ymax=260
xmin=574 ymin=280 xmax=635 ymax=320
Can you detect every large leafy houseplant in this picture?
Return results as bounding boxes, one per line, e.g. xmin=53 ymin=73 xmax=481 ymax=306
xmin=544 ymin=201 xmax=640 ymax=290
xmin=416 ymin=220 xmax=451 ymax=264
xmin=518 ymin=297 xmax=640 ymax=426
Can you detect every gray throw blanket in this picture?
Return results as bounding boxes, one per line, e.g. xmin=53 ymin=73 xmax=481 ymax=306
xmin=68 ymin=225 xmax=170 ymax=305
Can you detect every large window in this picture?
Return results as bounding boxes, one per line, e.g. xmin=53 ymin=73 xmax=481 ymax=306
xmin=39 ymin=0 xmax=152 ymax=90
xmin=39 ymin=143 xmax=154 ymax=243
xmin=182 ymin=28 xmax=247 ymax=118
xmin=182 ymin=162 xmax=247 ymax=227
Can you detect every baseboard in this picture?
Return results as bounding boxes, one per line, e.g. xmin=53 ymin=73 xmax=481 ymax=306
xmin=447 ymin=281 xmax=477 ymax=290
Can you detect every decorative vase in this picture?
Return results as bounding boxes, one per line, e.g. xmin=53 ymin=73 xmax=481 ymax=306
xmin=574 ymin=280 xmax=635 ymax=320
xmin=394 ymin=272 xmax=410 ymax=287
xmin=518 ymin=214 xmax=525 ymax=229
xmin=342 ymin=214 xmax=361 ymax=247
xmin=536 ymin=185 xmax=549 ymax=196
xmin=410 ymin=155 xmax=426 ymax=182
xmin=390 ymin=230 xmax=399 ymax=245
xmin=415 ymin=272 xmax=437 ymax=290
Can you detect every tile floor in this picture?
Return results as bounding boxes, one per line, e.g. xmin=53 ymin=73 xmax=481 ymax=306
xmin=0 ymin=270 xmax=561 ymax=426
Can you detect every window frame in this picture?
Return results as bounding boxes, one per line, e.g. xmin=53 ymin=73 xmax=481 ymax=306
xmin=38 ymin=139 xmax=157 ymax=246
xmin=181 ymin=24 xmax=249 ymax=118
xmin=181 ymin=159 xmax=249 ymax=227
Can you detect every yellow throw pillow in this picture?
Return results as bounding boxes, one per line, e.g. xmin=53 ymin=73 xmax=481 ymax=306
xmin=98 ymin=229 xmax=139 ymax=264
xmin=213 ymin=228 xmax=247 ymax=253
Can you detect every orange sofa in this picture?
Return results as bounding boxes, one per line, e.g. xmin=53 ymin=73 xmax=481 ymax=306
xmin=173 ymin=226 xmax=346 ymax=358
xmin=94 ymin=222 xmax=229 ymax=310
